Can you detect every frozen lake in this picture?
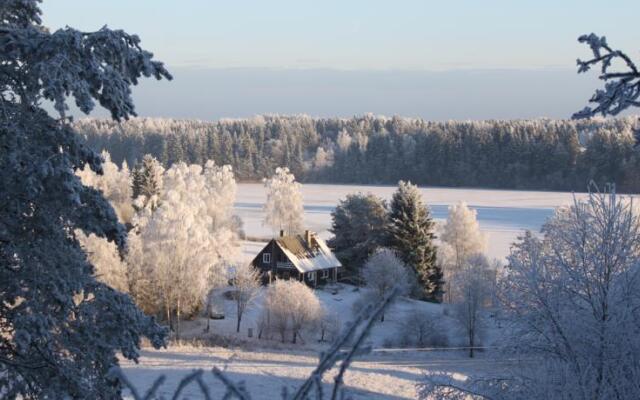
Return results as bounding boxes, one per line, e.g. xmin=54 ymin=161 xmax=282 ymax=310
xmin=234 ymin=183 xmax=604 ymax=261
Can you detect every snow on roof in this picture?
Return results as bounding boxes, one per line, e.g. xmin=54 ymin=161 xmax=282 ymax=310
xmin=274 ymin=233 xmax=342 ymax=273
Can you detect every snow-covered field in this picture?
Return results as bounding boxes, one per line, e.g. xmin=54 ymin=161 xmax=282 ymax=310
xmin=123 ymin=283 xmax=509 ymax=399
xmin=121 ymin=345 xmax=516 ymax=399
xmin=236 ymin=183 xmax=596 ymax=260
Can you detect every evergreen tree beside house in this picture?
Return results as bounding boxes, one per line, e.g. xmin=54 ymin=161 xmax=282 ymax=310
xmin=387 ymin=181 xmax=443 ymax=302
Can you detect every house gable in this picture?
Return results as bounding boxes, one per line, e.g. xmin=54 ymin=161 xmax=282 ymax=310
xmin=250 ymin=231 xmax=342 ymax=275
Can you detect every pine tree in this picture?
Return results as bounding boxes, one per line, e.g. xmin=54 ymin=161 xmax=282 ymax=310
xmin=387 ymin=181 xmax=442 ymax=302
xmin=132 ymin=154 xmax=164 ymax=211
xmin=0 ymin=1 xmax=171 ymax=397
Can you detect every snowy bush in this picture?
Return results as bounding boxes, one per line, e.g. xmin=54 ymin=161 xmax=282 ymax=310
xmin=260 ymin=280 xmax=323 ymax=343
xmin=317 ymin=310 xmax=341 ymax=343
xmin=362 ymin=248 xmax=410 ymax=321
xmin=399 ymin=309 xmax=449 ymax=349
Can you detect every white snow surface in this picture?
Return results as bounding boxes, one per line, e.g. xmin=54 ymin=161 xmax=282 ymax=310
xmin=235 ymin=183 xmax=609 ymax=261
xmin=123 ymin=283 xmax=509 ymax=399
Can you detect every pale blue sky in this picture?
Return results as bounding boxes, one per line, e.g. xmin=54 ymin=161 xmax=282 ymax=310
xmin=41 ymin=1 xmax=640 ymax=119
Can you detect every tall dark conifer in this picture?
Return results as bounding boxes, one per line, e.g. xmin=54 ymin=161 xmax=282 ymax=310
xmin=387 ymin=181 xmax=443 ymax=302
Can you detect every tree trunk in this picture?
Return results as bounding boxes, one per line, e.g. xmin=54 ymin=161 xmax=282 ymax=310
xmin=469 ymin=329 xmax=474 ymax=358
xmin=176 ymin=299 xmax=181 ymax=341
xmin=236 ymin=312 xmax=242 ymax=333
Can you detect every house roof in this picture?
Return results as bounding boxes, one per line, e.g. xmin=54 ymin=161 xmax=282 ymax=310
xmin=274 ymin=232 xmax=342 ymax=273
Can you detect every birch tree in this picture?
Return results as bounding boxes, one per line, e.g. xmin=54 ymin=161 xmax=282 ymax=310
xmin=231 ymin=263 xmax=261 ymax=333
xmin=77 ymin=150 xmax=135 ymax=225
xmin=263 ymin=167 xmax=304 ymax=235
xmin=439 ymin=202 xmax=487 ymax=302
xmin=450 ymin=254 xmax=492 ymax=358
xmin=76 ymin=231 xmax=129 ymax=293
xmin=130 ymin=161 xmax=238 ymax=338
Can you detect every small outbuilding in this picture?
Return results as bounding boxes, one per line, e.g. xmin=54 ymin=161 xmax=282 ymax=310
xmin=250 ymin=230 xmax=341 ymax=287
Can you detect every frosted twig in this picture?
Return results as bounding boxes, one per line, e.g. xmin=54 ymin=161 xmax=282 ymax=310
xmin=212 ymin=367 xmax=251 ymax=400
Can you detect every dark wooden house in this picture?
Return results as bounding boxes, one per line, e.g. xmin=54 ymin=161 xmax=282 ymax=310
xmin=250 ymin=230 xmax=341 ymax=287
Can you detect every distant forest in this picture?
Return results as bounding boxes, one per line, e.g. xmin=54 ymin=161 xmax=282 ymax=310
xmin=76 ymin=115 xmax=640 ymax=192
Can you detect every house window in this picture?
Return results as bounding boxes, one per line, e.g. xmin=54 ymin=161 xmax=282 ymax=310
xmin=307 ymin=271 xmax=316 ymax=281
xmin=321 ymin=269 xmax=329 ymax=279
xmin=262 ymin=253 xmax=271 ymax=264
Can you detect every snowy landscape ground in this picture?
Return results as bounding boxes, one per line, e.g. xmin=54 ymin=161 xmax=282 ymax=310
xmin=121 ymin=183 xmax=597 ymax=398
xmin=122 ymin=283 xmax=512 ymax=399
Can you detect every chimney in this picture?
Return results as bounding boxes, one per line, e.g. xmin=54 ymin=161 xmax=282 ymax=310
xmin=305 ymin=230 xmax=312 ymax=246
xmin=279 ymin=229 xmax=285 ymax=238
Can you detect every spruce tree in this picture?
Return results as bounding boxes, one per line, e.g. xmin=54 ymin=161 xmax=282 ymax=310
xmin=132 ymin=154 xmax=164 ymax=211
xmin=387 ymin=181 xmax=443 ymax=302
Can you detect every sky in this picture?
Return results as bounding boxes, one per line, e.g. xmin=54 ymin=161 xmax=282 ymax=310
xmin=41 ymin=1 xmax=640 ymax=121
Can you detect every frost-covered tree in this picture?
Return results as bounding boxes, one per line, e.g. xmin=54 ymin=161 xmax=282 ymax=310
xmin=317 ymin=310 xmax=341 ymax=343
xmin=0 ymin=1 xmax=171 ymax=397
xmin=131 ymin=154 xmax=164 ymax=212
xmin=422 ymin=190 xmax=640 ymax=399
xmin=130 ymin=161 xmax=238 ymax=338
xmin=230 ymin=263 xmax=261 ymax=333
xmin=263 ymin=167 xmax=304 ymax=235
xmin=328 ymin=193 xmax=388 ymax=280
xmin=387 ymin=181 xmax=442 ymax=302
xmin=261 ymin=280 xmax=322 ymax=343
xmin=362 ymin=248 xmax=410 ymax=322
xmin=439 ymin=202 xmax=487 ymax=302
xmin=76 ymin=231 xmax=129 ymax=293
xmin=450 ymin=254 xmax=492 ymax=358
xmin=77 ymin=150 xmax=135 ymax=225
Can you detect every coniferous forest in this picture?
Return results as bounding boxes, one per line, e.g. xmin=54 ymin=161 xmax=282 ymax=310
xmin=77 ymin=115 xmax=640 ymax=192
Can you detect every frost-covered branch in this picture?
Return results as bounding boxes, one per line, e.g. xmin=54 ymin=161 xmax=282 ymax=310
xmin=573 ymin=33 xmax=640 ymax=119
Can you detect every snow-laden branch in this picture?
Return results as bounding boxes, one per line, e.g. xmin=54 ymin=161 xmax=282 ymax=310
xmin=573 ymin=33 xmax=640 ymax=119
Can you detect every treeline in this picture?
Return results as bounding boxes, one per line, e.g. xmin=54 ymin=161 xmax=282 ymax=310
xmin=76 ymin=114 xmax=640 ymax=192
